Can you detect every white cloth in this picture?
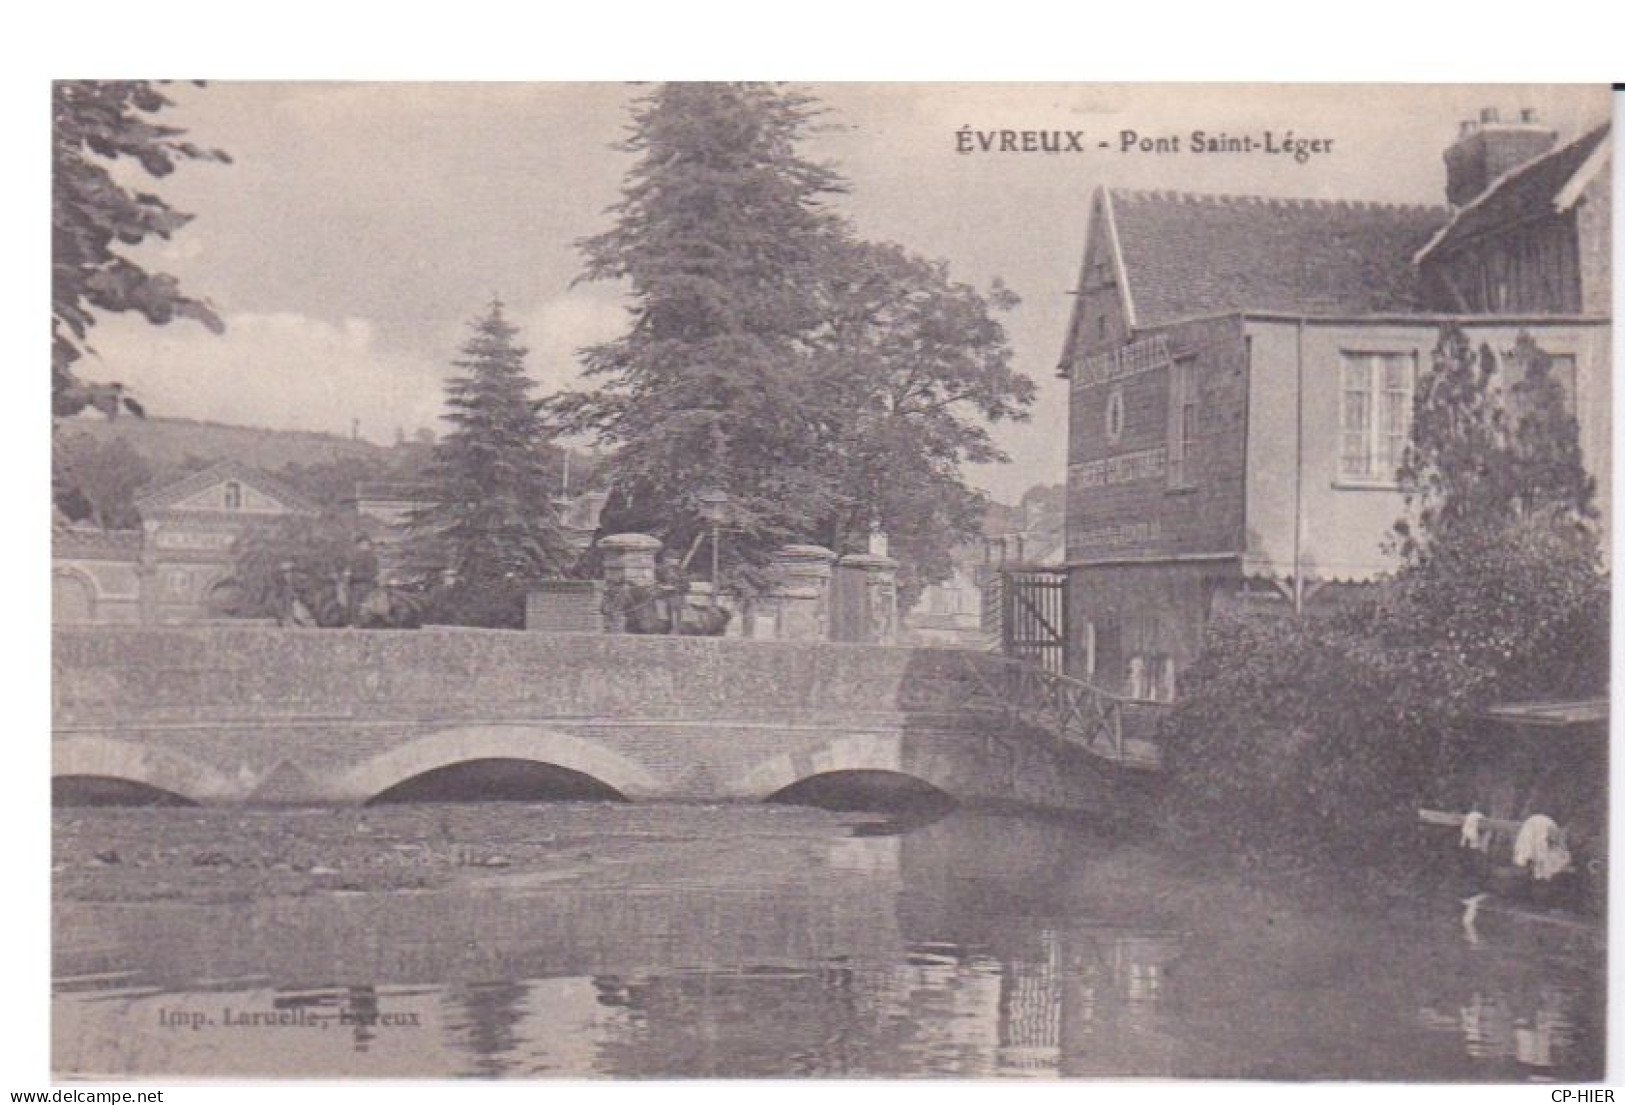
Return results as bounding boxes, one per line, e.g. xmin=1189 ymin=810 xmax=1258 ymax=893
xmin=1512 ymin=814 xmax=1572 ymax=881
xmin=1459 ymin=811 xmax=1490 ymax=852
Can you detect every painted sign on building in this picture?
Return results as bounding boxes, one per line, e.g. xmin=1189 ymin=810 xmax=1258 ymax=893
xmin=1070 ymin=447 xmax=1168 ymax=489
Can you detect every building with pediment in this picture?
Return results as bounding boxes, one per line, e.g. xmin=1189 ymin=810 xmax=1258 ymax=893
xmin=53 ymin=458 xmax=613 ymax=625
xmin=53 ymin=460 xmax=319 ymax=624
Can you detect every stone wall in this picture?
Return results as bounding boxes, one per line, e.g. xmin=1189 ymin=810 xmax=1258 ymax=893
xmin=55 ymin=626 xmax=987 ymax=726
xmin=525 ymin=581 xmax=604 ymax=633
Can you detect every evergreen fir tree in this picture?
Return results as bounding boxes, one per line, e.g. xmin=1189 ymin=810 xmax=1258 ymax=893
xmin=551 ymin=82 xmax=851 ymax=583
xmin=412 ymin=301 xmax=569 ymax=627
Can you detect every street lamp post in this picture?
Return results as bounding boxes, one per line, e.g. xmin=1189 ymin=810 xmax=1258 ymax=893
xmin=696 ymin=488 xmax=731 ymax=587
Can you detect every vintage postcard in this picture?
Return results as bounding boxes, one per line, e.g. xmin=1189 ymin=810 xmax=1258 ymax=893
xmin=50 ymin=82 xmax=1611 ymax=1080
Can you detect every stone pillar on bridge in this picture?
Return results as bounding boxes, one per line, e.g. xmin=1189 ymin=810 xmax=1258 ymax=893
xmin=599 ymin=533 xmax=662 ymax=633
xmin=836 ymin=552 xmax=900 ymax=645
xmin=761 ymin=544 xmax=836 ymax=641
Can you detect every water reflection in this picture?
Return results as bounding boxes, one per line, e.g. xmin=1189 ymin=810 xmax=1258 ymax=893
xmin=52 ymin=805 xmax=1603 ymax=1080
xmin=1422 ymin=982 xmax=1587 ymax=1073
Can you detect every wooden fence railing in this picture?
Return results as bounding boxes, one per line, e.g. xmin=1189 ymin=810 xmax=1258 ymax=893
xmin=953 ymin=651 xmax=1165 ymax=770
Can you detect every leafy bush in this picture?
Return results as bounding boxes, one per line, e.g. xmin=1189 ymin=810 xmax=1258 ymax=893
xmin=1164 ymin=512 xmax=1606 ymax=871
xmin=225 ymin=513 xmax=370 ymax=623
xmin=1161 ymin=607 xmax=1451 ymax=868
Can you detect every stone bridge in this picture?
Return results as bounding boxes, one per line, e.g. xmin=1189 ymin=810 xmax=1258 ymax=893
xmin=53 ymin=627 xmax=1155 ymax=814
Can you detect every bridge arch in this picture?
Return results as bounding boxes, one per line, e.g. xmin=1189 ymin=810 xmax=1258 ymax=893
xmin=52 ymin=736 xmax=235 ymax=805
xmin=725 ymin=733 xmax=965 ymax=804
xmin=333 ymin=725 xmax=665 ymax=804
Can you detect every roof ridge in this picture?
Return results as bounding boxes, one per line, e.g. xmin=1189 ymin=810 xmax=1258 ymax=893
xmin=135 ymin=458 xmax=320 ymax=514
xmin=1107 ymin=185 xmax=1446 ymax=215
xmin=1412 ymin=119 xmax=1611 ymax=265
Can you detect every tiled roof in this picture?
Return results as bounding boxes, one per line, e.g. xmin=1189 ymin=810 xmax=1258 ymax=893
xmin=1108 ymin=189 xmax=1449 ymax=327
xmin=1416 ymin=122 xmax=1611 ymax=264
xmin=134 ymin=458 xmax=319 ymax=514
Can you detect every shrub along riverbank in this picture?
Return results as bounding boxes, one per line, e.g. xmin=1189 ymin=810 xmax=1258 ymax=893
xmin=1155 ymin=512 xmax=1607 ymax=888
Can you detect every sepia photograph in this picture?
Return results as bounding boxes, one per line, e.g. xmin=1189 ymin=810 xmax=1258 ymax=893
xmin=44 ymin=76 xmax=1612 ymax=1082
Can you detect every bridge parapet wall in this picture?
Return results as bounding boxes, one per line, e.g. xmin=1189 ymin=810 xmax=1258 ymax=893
xmin=54 ymin=626 xmax=989 ymax=727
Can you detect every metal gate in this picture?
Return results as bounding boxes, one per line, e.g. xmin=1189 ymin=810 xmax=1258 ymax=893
xmin=989 ymin=568 xmax=1067 ymax=675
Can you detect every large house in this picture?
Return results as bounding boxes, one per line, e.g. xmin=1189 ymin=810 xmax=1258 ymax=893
xmin=1055 ymin=111 xmax=1611 ymax=702
xmin=53 ymin=460 xmax=320 ymax=624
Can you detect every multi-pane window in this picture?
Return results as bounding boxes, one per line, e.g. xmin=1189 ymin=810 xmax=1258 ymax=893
xmin=223 ymin=481 xmax=243 ymax=510
xmin=1167 ymin=361 xmax=1197 ymax=488
xmin=1340 ymin=352 xmax=1415 ymax=483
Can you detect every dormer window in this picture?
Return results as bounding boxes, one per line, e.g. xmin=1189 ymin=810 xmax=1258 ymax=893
xmin=223 ymin=481 xmax=242 ymax=511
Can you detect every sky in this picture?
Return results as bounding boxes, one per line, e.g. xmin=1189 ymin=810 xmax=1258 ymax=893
xmin=79 ymin=82 xmax=1610 ymax=503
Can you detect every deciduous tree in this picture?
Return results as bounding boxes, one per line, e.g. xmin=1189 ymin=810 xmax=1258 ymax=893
xmin=51 ymin=434 xmax=151 ymax=530
xmin=815 ymin=241 xmax=1033 ymax=603
xmin=53 ymin=81 xmax=228 ymax=417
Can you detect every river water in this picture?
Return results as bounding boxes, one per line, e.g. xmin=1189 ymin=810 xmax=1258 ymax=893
xmin=52 ymin=802 xmax=1604 ymax=1080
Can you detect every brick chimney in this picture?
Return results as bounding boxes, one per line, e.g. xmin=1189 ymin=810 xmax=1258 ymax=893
xmin=1443 ymin=107 xmax=1558 ymax=208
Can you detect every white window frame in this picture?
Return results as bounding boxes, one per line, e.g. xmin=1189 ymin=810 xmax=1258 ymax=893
xmin=1338 ymin=351 xmax=1416 ymax=486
